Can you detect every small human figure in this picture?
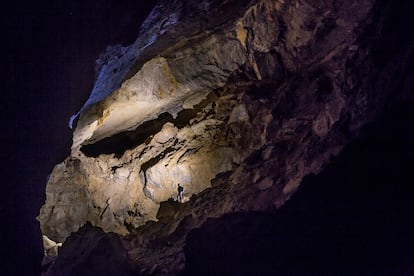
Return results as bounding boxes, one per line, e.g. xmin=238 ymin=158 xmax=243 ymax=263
xmin=177 ymin=183 xmax=184 ymax=203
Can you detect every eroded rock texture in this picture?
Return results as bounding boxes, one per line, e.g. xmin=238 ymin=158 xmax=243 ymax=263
xmin=38 ymin=0 xmax=414 ymax=274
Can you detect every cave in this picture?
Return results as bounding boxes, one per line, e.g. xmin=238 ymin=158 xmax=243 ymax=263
xmin=80 ymin=92 xmax=216 ymax=158
xmin=184 ymin=103 xmax=414 ymax=275
xmin=4 ymin=0 xmax=414 ymax=275
xmin=81 ymin=112 xmax=175 ymax=158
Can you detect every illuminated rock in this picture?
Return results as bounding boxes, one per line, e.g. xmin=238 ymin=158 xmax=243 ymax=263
xmin=42 ymin=235 xmax=62 ymax=257
xmin=38 ymin=0 xmax=414 ymax=274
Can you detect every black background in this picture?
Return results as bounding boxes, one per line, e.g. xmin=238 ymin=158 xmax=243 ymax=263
xmin=2 ymin=1 xmax=155 ymax=275
xmin=2 ymin=1 xmax=414 ymax=275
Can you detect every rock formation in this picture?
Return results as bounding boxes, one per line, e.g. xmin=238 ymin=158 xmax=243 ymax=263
xmin=38 ymin=0 xmax=414 ymax=274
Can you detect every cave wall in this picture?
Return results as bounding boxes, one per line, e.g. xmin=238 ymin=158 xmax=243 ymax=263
xmin=184 ymin=103 xmax=414 ymax=275
xmin=36 ymin=0 xmax=414 ymax=274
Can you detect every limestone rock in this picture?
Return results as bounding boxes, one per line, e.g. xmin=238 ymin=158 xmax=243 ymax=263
xmin=152 ymin=122 xmax=177 ymax=144
xmin=38 ymin=0 xmax=414 ymax=274
xmin=42 ymin=235 xmax=62 ymax=257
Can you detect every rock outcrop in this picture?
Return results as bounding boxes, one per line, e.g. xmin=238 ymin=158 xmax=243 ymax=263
xmin=38 ymin=0 xmax=414 ymax=274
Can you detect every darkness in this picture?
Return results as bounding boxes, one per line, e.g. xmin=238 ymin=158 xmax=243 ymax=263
xmin=2 ymin=0 xmax=414 ymax=275
xmin=81 ymin=94 xmax=215 ymax=157
xmin=2 ymin=1 xmax=156 ymax=275
xmin=184 ymin=103 xmax=414 ymax=275
xmin=183 ymin=2 xmax=414 ymax=274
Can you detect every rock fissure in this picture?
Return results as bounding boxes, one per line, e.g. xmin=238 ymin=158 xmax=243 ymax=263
xmin=99 ymin=200 xmax=110 ymax=220
xmin=140 ymin=145 xmax=177 ymax=174
xmin=80 ymin=112 xmax=174 ymax=158
xmin=80 ymin=92 xmax=218 ymax=158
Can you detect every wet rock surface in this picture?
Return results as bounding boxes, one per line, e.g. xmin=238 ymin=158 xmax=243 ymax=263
xmin=38 ymin=0 xmax=414 ymax=274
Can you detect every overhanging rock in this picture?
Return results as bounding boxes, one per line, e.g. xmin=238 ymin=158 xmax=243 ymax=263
xmin=38 ymin=1 xmax=412 ymax=273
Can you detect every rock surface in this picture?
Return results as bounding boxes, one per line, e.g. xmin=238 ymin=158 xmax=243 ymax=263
xmin=44 ymin=223 xmax=136 ymax=276
xmin=38 ymin=0 xmax=414 ymax=274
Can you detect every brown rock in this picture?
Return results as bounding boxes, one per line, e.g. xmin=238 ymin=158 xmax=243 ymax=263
xmin=39 ymin=0 xmax=414 ymax=274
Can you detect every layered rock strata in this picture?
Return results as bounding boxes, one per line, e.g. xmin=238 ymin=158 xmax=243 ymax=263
xmin=38 ymin=0 xmax=414 ymax=274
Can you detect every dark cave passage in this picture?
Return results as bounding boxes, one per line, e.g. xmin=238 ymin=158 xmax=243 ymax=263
xmin=81 ymin=112 xmax=174 ymax=158
xmin=80 ymin=93 xmax=216 ymax=158
xmin=183 ymin=102 xmax=414 ymax=275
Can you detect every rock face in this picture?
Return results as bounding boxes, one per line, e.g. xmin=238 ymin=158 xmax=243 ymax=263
xmin=38 ymin=0 xmax=414 ymax=274
xmin=44 ymin=223 xmax=136 ymax=275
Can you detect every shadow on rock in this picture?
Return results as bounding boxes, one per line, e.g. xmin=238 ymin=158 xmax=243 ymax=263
xmin=183 ymin=103 xmax=414 ymax=275
xmin=43 ymin=223 xmax=136 ymax=276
